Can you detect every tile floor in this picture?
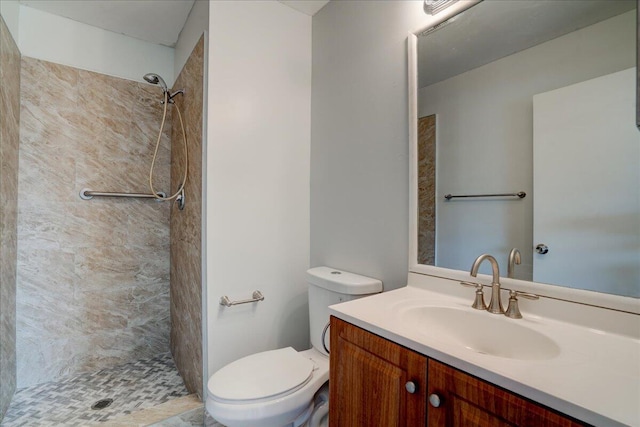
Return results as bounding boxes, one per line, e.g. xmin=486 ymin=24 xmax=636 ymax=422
xmin=1 ymin=352 xmax=191 ymax=426
xmin=95 ymin=395 xmax=203 ymax=427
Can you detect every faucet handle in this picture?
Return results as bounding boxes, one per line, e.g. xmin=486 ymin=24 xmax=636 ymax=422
xmin=514 ymin=291 xmax=539 ymax=300
xmin=505 ymin=290 xmax=539 ymax=319
xmin=459 ymin=281 xmax=482 ymax=288
xmin=459 ymin=281 xmax=487 ymax=310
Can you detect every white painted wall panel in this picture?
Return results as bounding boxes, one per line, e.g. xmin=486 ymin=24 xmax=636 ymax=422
xmin=18 ymin=5 xmax=174 ymax=85
xmin=174 ymin=0 xmax=208 ymax=80
xmin=206 ymin=1 xmax=311 ymax=376
xmin=533 ymin=68 xmax=640 ymax=297
xmin=311 ymin=0 xmax=431 ymax=291
xmin=0 ymin=0 xmax=19 ymax=44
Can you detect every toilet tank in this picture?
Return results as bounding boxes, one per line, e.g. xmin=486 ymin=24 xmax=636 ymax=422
xmin=307 ymin=267 xmax=383 ymax=356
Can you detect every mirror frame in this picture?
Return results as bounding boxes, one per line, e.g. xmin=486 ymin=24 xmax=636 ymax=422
xmin=407 ymin=0 xmax=640 ymax=314
xmin=637 ymin=1 xmax=640 ymax=130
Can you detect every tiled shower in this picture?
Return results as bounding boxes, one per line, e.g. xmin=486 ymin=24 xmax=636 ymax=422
xmin=0 ymin=11 xmax=204 ymax=424
xmin=0 ymin=13 xmax=21 ymax=420
xmin=17 ymin=55 xmax=173 ymax=388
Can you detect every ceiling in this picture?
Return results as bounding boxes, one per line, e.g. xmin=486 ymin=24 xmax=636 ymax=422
xmin=280 ymin=1 xmax=330 ymax=16
xmin=20 ymin=0 xmax=195 ymax=47
xmin=417 ymin=0 xmax=636 ymax=88
xmin=19 ymin=0 xmax=330 ymax=48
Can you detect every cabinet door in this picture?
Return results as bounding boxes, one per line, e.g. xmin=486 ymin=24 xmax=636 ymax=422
xmin=329 ymin=317 xmax=427 ymax=427
xmin=427 ymin=359 xmax=587 ymax=427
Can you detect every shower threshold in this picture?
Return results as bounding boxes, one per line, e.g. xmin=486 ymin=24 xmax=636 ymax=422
xmin=1 ymin=352 xmax=200 ymax=426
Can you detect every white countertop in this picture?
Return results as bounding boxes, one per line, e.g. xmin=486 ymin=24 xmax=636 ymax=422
xmin=329 ymin=282 xmax=640 ymax=427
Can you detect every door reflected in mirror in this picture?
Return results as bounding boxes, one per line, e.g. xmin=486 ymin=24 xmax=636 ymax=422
xmin=414 ymin=0 xmax=639 ymax=298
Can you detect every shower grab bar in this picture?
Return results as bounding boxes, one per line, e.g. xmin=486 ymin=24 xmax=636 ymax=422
xmin=444 ymin=191 xmax=526 ymax=200
xmin=220 ymin=291 xmax=264 ymax=307
xmin=80 ymin=188 xmax=166 ymax=200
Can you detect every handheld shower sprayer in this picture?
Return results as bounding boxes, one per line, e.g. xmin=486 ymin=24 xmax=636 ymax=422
xmin=143 ymin=73 xmax=184 ymax=104
xmin=142 ymin=72 xmax=188 ymax=205
xmin=143 ymin=73 xmax=168 ymax=93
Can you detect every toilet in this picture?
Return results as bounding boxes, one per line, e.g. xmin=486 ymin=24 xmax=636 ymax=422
xmin=206 ymin=266 xmax=383 ymax=427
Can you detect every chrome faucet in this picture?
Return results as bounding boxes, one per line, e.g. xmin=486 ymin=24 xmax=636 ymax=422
xmin=505 ymin=289 xmax=539 ymax=319
xmin=508 ymin=248 xmax=521 ymax=279
xmin=470 ymin=254 xmax=504 ymax=314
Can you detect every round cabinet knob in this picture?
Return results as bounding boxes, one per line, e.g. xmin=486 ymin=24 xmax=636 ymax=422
xmin=405 ymin=381 xmax=417 ymax=394
xmin=429 ymin=393 xmax=442 ymax=408
xmin=535 ymin=243 xmax=549 ymax=254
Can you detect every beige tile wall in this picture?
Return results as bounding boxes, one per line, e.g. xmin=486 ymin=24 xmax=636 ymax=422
xmin=418 ymin=114 xmax=436 ymax=266
xmin=170 ymin=35 xmax=204 ymax=397
xmin=16 ymin=57 xmax=172 ymax=387
xmin=0 ymin=15 xmax=21 ymax=418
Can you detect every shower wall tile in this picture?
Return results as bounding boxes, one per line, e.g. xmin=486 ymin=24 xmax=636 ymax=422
xmin=76 ymin=155 xmax=145 ymax=195
xmin=417 ymin=115 xmax=436 ymax=266
xmin=16 ymin=249 xmax=79 ymax=337
xmin=16 ymin=203 xmax=68 ymax=250
xmin=74 ymin=244 xmax=169 ymax=290
xmin=128 ymin=201 xmax=171 ymax=246
xmin=19 ymin=102 xmax=82 ymax=150
xmin=170 ymin=249 xmax=201 ymax=397
xmin=16 ymin=335 xmax=91 ymax=385
xmin=17 ymin=147 xmax=76 ymax=204
xmin=170 ymin=35 xmax=204 ymax=397
xmin=76 ymin=280 xmax=169 ymax=333
xmin=64 ymin=203 xmax=131 ymax=247
xmin=16 ymin=57 xmax=172 ymax=388
xmin=0 ymin=15 xmax=21 ymax=419
xmin=20 ymin=55 xmax=78 ymax=98
xmin=78 ymin=70 xmax=136 ymax=119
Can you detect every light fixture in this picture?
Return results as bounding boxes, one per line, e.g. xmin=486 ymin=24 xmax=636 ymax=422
xmin=419 ymin=14 xmax=460 ymax=37
xmin=424 ymin=0 xmax=459 ymax=16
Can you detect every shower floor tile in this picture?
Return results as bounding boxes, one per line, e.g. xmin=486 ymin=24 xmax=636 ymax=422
xmin=1 ymin=352 xmax=190 ymax=426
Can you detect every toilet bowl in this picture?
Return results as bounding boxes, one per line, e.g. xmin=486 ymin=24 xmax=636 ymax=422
xmin=206 ymin=267 xmax=382 ymax=427
xmin=207 ymin=348 xmax=328 ymax=427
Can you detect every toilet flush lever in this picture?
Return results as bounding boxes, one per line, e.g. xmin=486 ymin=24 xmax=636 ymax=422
xmin=220 ymin=291 xmax=264 ymax=307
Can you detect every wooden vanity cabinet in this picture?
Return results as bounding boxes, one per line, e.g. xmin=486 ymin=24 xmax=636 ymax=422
xmin=329 ymin=316 xmax=427 ymax=427
xmin=427 ymin=359 xmax=587 ymax=427
xmin=330 ymin=317 xmax=587 ymax=427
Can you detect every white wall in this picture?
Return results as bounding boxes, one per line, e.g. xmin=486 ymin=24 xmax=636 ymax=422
xmin=174 ymin=0 xmax=208 ymax=79
xmin=311 ymin=1 xmax=439 ymax=291
xmin=18 ymin=5 xmax=174 ymax=85
xmin=206 ymin=1 xmax=311 ymax=376
xmin=533 ymin=68 xmax=639 ymax=297
xmin=418 ymin=11 xmax=635 ymax=279
xmin=0 ymin=0 xmax=19 ymax=45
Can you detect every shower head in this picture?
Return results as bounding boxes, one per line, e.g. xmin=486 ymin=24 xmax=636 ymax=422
xmin=143 ymin=73 xmax=168 ymax=93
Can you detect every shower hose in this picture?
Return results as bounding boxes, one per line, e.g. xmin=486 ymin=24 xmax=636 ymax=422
xmin=149 ymin=90 xmax=188 ymax=202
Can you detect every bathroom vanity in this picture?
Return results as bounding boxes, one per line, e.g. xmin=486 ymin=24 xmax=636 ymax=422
xmin=328 ymin=274 xmax=640 ymax=427
xmin=330 ymin=317 xmax=583 ymax=427
xmin=328 ymin=1 xmax=640 ymax=424
xmin=363 ymin=0 xmax=640 ymax=424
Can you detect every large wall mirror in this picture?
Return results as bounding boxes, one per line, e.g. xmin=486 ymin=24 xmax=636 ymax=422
xmin=409 ymin=0 xmax=639 ymax=301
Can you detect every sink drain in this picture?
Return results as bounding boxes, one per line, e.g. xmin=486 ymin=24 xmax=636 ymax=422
xmin=91 ymin=398 xmax=113 ymax=410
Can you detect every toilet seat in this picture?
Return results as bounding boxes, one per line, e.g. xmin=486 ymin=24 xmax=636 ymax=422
xmin=207 ymin=348 xmax=329 ymax=427
xmin=209 ymin=347 xmax=315 ymax=404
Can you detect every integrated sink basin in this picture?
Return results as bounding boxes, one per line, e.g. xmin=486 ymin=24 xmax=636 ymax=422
xmin=329 ymin=283 xmax=640 ymax=427
xmin=401 ymin=306 xmax=561 ymax=360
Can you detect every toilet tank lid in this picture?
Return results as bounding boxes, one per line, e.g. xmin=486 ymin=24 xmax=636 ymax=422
xmin=306 ymin=266 xmax=383 ymax=295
